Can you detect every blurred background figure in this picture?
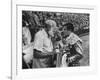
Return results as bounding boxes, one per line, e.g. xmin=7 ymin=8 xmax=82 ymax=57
xmin=22 ymin=24 xmax=33 ymax=69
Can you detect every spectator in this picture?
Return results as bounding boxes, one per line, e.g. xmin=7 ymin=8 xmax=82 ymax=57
xmin=22 ymin=26 xmax=33 ymax=68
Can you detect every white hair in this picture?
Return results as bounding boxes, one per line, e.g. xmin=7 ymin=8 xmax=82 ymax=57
xmin=45 ymin=20 xmax=57 ymax=28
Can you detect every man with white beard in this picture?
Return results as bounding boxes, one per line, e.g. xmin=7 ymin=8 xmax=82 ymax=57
xmin=33 ymin=20 xmax=59 ymax=68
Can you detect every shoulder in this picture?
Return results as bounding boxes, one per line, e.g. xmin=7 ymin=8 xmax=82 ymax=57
xmin=35 ymin=29 xmax=47 ymax=39
xmin=35 ymin=29 xmax=43 ymax=36
xmin=23 ymin=27 xmax=29 ymax=33
xmin=67 ymin=33 xmax=82 ymax=45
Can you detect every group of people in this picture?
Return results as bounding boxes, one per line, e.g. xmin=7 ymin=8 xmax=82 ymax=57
xmin=22 ymin=19 xmax=83 ymax=69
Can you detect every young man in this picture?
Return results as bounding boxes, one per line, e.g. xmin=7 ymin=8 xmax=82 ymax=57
xmin=61 ymin=23 xmax=83 ymax=67
xmin=33 ymin=20 xmax=59 ymax=68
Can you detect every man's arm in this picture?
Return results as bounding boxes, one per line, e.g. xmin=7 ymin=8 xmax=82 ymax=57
xmin=73 ymin=42 xmax=83 ymax=61
xmin=68 ymin=42 xmax=83 ymax=63
xmin=34 ymin=49 xmax=55 ymax=59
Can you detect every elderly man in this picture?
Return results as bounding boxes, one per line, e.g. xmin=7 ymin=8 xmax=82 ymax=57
xmin=33 ymin=20 xmax=58 ymax=68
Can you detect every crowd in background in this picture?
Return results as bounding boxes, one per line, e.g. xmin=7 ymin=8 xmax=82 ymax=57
xmin=22 ymin=11 xmax=89 ymax=40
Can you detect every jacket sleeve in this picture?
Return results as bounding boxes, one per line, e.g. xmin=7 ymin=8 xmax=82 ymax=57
xmin=74 ymin=41 xmax=83 ymax=60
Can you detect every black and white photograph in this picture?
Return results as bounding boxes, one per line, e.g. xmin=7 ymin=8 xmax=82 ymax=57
xmin=22 ymin=11 xmax=90 ymax=69
xmin=11 ymin=2 xmax=97 ymax=79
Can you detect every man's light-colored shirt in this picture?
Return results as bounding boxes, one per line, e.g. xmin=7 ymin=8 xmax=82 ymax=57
xmin=33 ymin=29 xmax=53 ymax=53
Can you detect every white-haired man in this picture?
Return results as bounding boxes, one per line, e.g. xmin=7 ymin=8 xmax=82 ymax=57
xmin=33 ymin=20 xmax=59 ymax=68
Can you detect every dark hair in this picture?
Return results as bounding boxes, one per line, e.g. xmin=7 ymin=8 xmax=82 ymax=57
xmin=22 ymin=20 xmax=26 ymax=27
xmin=63 ymin=23 xmax=74 ymax=32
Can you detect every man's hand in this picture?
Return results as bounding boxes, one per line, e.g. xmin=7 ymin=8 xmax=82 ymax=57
xmin=68 ymin=56 xmax=76 ymax=63
xmin=55 ymin=49 xmax=60 ymax=53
